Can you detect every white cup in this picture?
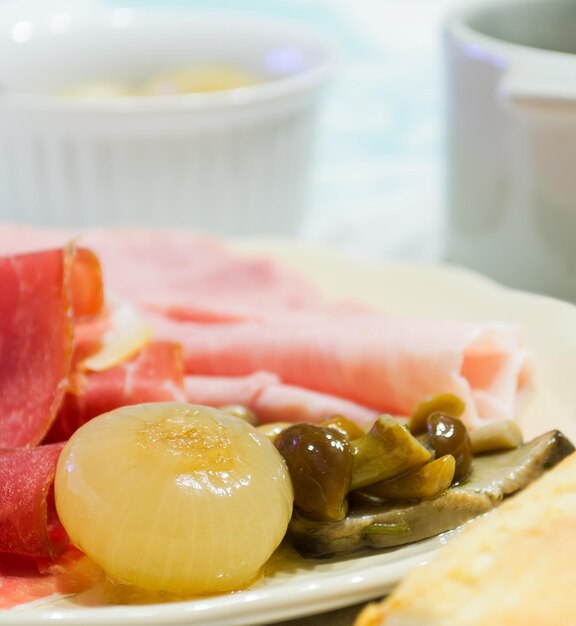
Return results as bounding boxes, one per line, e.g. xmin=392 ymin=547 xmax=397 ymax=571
xmin=444 ymin=0 xmax=576 ymax=300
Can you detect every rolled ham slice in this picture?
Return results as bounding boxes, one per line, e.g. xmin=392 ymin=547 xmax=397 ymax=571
xmin=153 ymin=313 xmax=532 ymax=429
xmin=0 ymin=226 xmax=532 ymax=429
xmin=253 ymin=383 xmax=379 ymax=426
xmin=184 ymin=371 xmax=280 ymax=408
xmin=184 ymin=372 xmax=379 ymax=426
xmin=0 ymin=443 xmax=65 ymax=560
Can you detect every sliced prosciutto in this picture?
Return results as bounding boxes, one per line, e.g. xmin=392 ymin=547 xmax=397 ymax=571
xmin=46 ymin=342 xmax=186 ymax=442
xmin=0 ymin=546 xmax=101 ymax=610
xmin=0 ymin=443 xmax=65 ymax=560
xmin=0 ymin=246 xmax=104 ymax=447
xmin=70 ymin=248 xmax=104 ymax=319
xmin=0 ymin=248 xmax=75 ymax=447
xmin=153 ymin=312 xmax=531 ymax=428
xmin=184 ymin=372 xmax=379 ymax=426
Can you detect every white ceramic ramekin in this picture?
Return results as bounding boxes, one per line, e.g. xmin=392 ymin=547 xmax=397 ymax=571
xmin=0 ymin=0 xmax=333 ymax=236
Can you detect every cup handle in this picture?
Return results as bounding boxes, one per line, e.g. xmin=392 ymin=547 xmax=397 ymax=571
xmin=499 ymin=64 xmax=576 ymax=123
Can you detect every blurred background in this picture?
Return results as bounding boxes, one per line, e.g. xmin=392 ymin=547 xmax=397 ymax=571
xmin=127 ymin=0 xmax=461 ymax=263
xmin=205 ymin=0 xmax=461 ymax=262
xmin=5 ymin=0 xmax=576 ymax=300
xmin=218 ymin=0 xmax=462 ymax=263
xmin=0 ymin=0 xmax=468 ymax=261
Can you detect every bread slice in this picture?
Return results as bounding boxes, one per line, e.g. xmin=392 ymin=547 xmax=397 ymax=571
xmin=354 ymin=452 xmax=576 ymax=626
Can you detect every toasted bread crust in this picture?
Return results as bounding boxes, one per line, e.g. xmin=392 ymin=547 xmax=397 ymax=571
xmin=355 ymin=452 xmax=576 ymax=626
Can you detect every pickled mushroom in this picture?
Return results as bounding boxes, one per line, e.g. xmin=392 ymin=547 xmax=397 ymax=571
xmin=357 ymin=455 xmax=456 ymax=501
xmin=409 ymin=394 xmax=466 ymax=435
xmin=321 ymin=414 xmax=366 ymax=440
xmin=288 ymin=430 xmax=574 ymax=558
xmin=428 ymin=413 xmax=473 ymax=483
xmin=274 ymin=423 xmax=352 ymax=522
xmin=350 ymin=415 xmax=432 ymax=490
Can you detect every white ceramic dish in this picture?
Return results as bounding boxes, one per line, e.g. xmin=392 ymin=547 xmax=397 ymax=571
xmin=5 ymin=242 xmax=576 ymax=625
xmin=8 ymin=535 xmax=449 ymax=626
xmin=0 ymin=0 xmax=333 ymax=235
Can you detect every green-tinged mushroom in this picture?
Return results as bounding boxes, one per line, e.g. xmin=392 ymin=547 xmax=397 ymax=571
xmin=409 ymin=393 xmax=466 ymax=435
xmin=363 ymin=520 xmax=410 ymax=536
xmin=350 ymin=415 xmax=432 ymax=490
xmin=274 ymin=423 xmax=352 ymax=522
xmin=428 ymin=413 xmax=473 ymax=482
xmin=356 ymin=455 xmax=456 ymax=501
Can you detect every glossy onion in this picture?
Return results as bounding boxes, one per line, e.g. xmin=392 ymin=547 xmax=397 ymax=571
xmin=55 ymin=403 xmax=293 ymax=595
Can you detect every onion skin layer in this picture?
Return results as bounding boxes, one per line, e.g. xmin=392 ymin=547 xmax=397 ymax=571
xmin=55 ymin=402 xmax=293 ymax=595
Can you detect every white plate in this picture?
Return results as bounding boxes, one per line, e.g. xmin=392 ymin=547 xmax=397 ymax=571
xmin=6 ymin=241 xmax=576 ymax=626
xmin=8 ymin=534 xmax=452 ymax=626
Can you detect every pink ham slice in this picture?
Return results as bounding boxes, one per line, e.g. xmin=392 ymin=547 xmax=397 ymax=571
xmin=0 ymin=248 xmax=75 ymax=447
xmin=184 ymin=372 xmax=379 ymax=426
xmin=0 ymin=227 xmax=322 ymax=321
xmin=253 ymin=383 xmax=379 ymax=425
xmin=0 ymin=443 xmax=65 ymax=560
xmin=153 ymin=313 xmax=531 ymax=429
xmin=184 ymin=371 xmax=280 ymax=408
xmin=45 ymin=341 xmax=186 ymax=442
xmin=83 ymin=230 xmax=321 ymax=321
xmin=0 ymin=226 xmax=532 ymax=429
